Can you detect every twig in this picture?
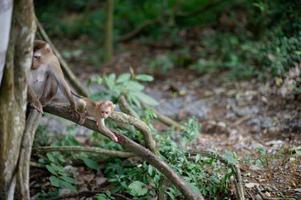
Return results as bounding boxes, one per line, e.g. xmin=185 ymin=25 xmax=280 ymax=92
xmin=34 ymin=146 xmax=134 ymax=158
xmin=44 ymin=103 xmax=204 ymax=200
xmin=118 ymin=96 xmax=140 ymax=118
xmin=190 ymin=149 xmax=245 ymax=200
xmin=35 ymin=17 xmax=89 ymax=97
xmin=153 ymin=109 xmax=183 ymax=130
xmin=120 ymin=95 xmax=182 ymax=130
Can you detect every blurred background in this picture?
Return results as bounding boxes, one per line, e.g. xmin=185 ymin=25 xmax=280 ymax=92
xmin=32 ymin=1 xmax=301 ymax=199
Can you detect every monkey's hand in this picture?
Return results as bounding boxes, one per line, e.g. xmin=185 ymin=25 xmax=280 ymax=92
xmin=97 ymin=119 xmax=118 ymax=142
xmin=30 ymin=99 xmax=43 ymax=113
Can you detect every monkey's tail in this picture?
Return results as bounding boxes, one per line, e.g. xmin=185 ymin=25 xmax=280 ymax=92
xmin=71 ymin=90 xmax=82 ymax=98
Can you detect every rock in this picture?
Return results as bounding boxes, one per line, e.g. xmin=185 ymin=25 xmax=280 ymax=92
xmin=247 ymin=116 xmax=274 ymax=129
xmin=232 ymin=105 xmax=260 ymax=117
xmin=185 ymin=99 xmax=212 ymax=119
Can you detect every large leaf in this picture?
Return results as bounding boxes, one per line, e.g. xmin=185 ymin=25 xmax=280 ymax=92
xmin=128 ymin=181 xmax=148 ymax=197
xmin=125 ymin=81 xmax=144 ymax=91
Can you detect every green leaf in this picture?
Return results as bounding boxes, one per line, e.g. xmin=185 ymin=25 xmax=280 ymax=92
xmin=117 ymin=73 xmax=131 ymax=83
xmin=132 ymin=92 xmax=158 ymax=106
xmin=128 ymin=181 xmax=148 ymax=197
xmin=46 ymin=165 xmax=57 ymax=175
xmin=126 ymin=81 xmax=144 ymax=91
xmin=97 ymin=193 xmax=108 ymax=200
xmin=60 ymin=179 xmax=77 ymax=192
xmin=61 ymin=176 xmax=75 ymax=184
xmin=82 ymin=157 xmax=99 ymax=170
xmin=104 ymin=74 xmax=116 ymax=91
xmin=49 ymin=176 xmax=61 ymax=187
xmin=46 ymin=153 xmax=56 ymax=163
xmin=135 ymin=74 xmax=154 ymax=81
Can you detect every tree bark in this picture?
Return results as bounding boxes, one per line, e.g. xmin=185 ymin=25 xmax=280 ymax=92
xmin=0 ymin=0 xmax=36 ymax=199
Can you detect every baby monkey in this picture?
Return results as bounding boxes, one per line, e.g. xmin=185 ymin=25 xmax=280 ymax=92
xmin=76 ymin=97 xmax=118 ymax=142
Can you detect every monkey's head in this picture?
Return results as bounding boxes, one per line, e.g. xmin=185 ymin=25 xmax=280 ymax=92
xmin=98 ymin=100 xmax=115 ymax=119
xmin=32 ymin=40 xmax=53 ymax=69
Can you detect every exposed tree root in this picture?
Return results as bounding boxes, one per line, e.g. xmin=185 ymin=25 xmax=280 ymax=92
xmin=44 ymin=103 xmax=204 ymax=200
xmin=17 ymin=109 xmax=42 ymax=200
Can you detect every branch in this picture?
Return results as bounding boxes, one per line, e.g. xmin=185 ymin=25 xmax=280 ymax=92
xmin=119 ymin=95 xmax=182 ymax=130
xmin=44 ymin=103 xmax=204 ymax=200
xmin=34 ymin=146 xmax=134 ymax=158
xmin=35 ymin=17 xmax=89 ymax=97
xmin=153 ymin=109 xmax=182 ymax=130
xmin=110 ymin=111 xmax=156 ymax=153
xmin=118 ymin=96 xmax=140 ymax=118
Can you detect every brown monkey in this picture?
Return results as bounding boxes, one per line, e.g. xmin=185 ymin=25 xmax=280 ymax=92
xmin=76 ymin=97 xmax=118 ymax=142
xmin=28 ymin=40 xmax=77 ymax=114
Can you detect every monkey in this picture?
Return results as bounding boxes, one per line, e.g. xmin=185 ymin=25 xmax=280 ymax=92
xmin=27 ymin=40 xmax=77 ymax=115
xmin=75 ymin=96 xmax=118 ymax=142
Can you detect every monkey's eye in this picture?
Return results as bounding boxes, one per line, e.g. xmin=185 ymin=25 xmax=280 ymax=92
xmin=105 ymin=112 xmax=109 ymax=115
xmin=33 ymin=55 xmax=41 ymax=60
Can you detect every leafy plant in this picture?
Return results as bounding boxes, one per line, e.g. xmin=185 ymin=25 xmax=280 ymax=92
xmin=45 ymin=152 xmax=77 ymax=192
xmin=89 ymin=73 xmax=158 ymax=107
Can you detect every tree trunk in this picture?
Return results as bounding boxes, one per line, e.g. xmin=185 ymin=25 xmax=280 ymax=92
xmin=104 ymin=0 xmax=114 ymax=62
xmin=0 ymin=0 xmax=36 ymax=199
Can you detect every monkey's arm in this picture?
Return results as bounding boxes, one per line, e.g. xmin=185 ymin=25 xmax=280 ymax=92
xmin=39 ymin=74 xmax=58 ymax=106
xmin=96 ymin=117 xmax=118 ymax=142
xmin=27 ymin=86 xmax=43 ymax=113
xmin=49 ymin=67 xmax=76 ymax=110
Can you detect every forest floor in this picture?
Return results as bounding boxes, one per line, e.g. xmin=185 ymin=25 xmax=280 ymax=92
xmin=36 ymin=39 xmax=301 ymax=199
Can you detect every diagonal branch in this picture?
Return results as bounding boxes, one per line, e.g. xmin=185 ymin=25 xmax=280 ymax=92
xmin=44 ymin=103 xmax=204 ymax=200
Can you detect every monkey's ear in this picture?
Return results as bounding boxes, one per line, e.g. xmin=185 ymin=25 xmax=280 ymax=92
xmin=44 ymin=43 xmax=52 ymax=53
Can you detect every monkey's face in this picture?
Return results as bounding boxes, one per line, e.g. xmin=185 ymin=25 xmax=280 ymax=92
xmin=32 ymin=51 xmax=42 ymax=69
xmin=98 ymin=101 xmax=114 ymax=119
xmin=32 ymin=42 xmax=52 ymax=69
